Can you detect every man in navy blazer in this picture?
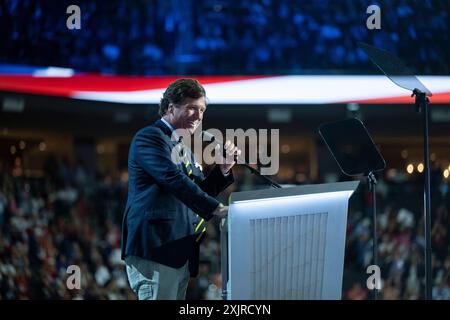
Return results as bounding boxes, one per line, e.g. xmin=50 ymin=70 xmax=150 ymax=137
xmin=121 ymin=78 xmax=240 ymax=300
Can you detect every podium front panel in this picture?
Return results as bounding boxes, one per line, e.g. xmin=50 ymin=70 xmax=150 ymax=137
xmin=225 ymin=183 xmax=358 ymax=300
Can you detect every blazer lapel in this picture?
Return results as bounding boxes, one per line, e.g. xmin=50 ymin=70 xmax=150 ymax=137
xmin=153 ymin=119 xmax=204 ymax=180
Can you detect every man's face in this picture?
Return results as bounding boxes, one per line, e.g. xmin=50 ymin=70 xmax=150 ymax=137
xmin=167 ymin=97 xmax=206 ymax=134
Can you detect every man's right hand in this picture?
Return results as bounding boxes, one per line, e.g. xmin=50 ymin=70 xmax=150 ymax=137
xmin=212 ymin=203 xmax=228 ymax=218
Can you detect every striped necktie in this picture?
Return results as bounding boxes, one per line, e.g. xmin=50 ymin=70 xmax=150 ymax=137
xmin=177 ymin=138 xmax=206 ymax=242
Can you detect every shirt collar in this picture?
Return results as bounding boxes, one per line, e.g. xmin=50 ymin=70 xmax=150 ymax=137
xmin=160 ymin=117 xmax=183 ymax=144
xmin=160 ymin=118 xmax=174 ymax=132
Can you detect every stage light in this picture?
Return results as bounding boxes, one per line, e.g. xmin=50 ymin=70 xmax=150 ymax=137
xmin=401 ymin=149 xmax=408 ymax=159
xmin=406 ymin=164 xmax=414 ymax=174
xmin=417 ymin=163 xmax=424 ymax=173
xmin=281 ymin=144 xmax=290 ymax=154
xmin=444 ymin=169 xmax=449 ymax=179
xmin=386 ymin=168 xmax=397 ymax=179
xmin=10 ymin=145 xmax=16 ymax=154
xmin=39 ymin=142 xmax=46 ymax=151
xmin=347 ymin=103 xmax=360 ymax=111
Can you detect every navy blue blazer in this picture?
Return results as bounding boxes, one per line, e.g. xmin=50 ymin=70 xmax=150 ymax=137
xmin=121 ymin=119 xmax=234 ymax=276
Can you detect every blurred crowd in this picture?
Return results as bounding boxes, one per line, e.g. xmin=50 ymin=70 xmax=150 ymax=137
xmin=0 ymin=153 xmax=449 ymax=300
xmin=1 ymin=0 xmax=449 ymax=301
xmin=0 ymin=157 xmax=133 ymax=299
xmin=1 ymin=0 xmax=449 ymax=75
xmin=343 ymin=167 xmax=450 ymax=300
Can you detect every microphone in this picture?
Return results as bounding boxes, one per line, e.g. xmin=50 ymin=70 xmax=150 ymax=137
xmin=201 ymin=131 xmax=282 ymax=188
xmin=201 ymin=131 xmax=229 ymax=159
xmin=201 ymin=131 xmax=217 ymax=143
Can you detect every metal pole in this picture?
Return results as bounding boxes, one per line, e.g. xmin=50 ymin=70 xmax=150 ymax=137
xmin=368 ymin=173 xmax=378 ymax=300
xmin=421 ymin=93 xmax=433 ymax=300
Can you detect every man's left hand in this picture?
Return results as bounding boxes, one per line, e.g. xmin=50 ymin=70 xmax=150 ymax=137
xmin=218 ymin=140 xmax=241 ymax=175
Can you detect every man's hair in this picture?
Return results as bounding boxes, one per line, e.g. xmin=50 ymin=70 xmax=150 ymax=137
xmin=159 ymin=78 xmax=206 ymax=116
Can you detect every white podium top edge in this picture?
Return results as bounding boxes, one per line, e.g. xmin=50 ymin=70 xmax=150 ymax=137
xmin=229 ymin=180 xmax=360 ymax=204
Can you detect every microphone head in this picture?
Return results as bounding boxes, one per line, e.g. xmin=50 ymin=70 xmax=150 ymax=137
xmin=202 ymin=131 xmax=215 ymax=142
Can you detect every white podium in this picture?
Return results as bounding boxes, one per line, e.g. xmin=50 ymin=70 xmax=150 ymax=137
xmin=220 ymin=181 xmax=359 ymax=300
